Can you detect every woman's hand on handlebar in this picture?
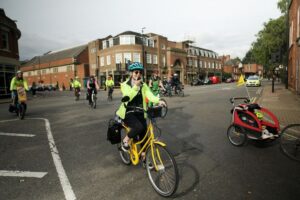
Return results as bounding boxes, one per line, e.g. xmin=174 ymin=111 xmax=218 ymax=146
xmin=158 ymin=100 xmax=166 ymax=107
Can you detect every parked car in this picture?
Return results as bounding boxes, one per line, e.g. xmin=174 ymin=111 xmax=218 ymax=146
xmin=246 ymin=76 xmax=261 ymax=87
xmin=209 ymin=76 xmax=220 ymax=84
xmin=225 ymin=78 xmax=235 ymax=83
xmin=191 ymin=78 xmax=204 ymax=86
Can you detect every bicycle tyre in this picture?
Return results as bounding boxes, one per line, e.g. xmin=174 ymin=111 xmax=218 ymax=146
xmin=280 ymin=124 xmax=300 ymax=162
xmin=18 ymin=103 xmax=25 ymax=120
xmin=178 ymin=90 xmax=184 ymax=97
xmin=145 ymin=144 xmax=179 ymax=197
xmin=159 ymin=98 xmax=168 ymax=118
xmin=91 ymin=94 xmax=96 ymax=109
xmin=227 ymin=125 xmax=247 ymax=146
xmin=118 ymin=128 xmax=131 ymax=165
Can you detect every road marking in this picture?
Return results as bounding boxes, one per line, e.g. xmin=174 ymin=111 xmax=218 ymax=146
xmin=0 ymin=132 xmax=35 ymax=137
xmin=28 ymin=118 xmax=76 ymax=200
xmin=0 ymin=170 xmax=47 ymax=178
xmin=256 ymin=88 xmax=262 ymax=95
xmin=251 ymin=97 xmax=257 ymax=103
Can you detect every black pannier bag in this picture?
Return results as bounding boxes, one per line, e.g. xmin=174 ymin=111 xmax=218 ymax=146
xmin=107 ymin=119 xmax=121 ymax=144
xmin=147 ymin=106 xmax=162 ymax=118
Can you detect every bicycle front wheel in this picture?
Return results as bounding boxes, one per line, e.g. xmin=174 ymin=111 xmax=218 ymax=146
xmin=91 ymin=94 xmax=96 ymax=108
xmin=145 ymin=144 xmax=179 ymax=197
xmin=280 ymin=124 xmax=300 ymax=162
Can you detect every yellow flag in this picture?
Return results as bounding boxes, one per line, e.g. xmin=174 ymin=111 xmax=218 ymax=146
xmin=237 ymin=74 xmax=245 ymax=86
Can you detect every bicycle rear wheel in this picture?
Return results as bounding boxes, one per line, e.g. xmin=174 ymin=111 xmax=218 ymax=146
xmin=91 ymin=94 xmax=96 ymax=108
xmin=227 ymin=125 xmax=247 ymax=146
xmin=280 ymin=124 xmax=300 ymax=162
xmin=18 ymin=103 xmax=25 ymax=120
xmin=145 ymin=144 xmax=179 ymax=197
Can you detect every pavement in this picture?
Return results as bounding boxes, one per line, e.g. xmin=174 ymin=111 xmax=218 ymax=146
xmin=258 ymin=80 xmax=300 ymax=127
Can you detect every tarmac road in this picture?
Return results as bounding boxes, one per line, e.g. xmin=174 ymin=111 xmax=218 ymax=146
xmin=0 ymin=82 xmax=299 ymax=200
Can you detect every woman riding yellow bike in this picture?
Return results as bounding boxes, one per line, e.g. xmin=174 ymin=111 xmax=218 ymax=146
xmin=115 ymin=62 xmax=166 ymax=152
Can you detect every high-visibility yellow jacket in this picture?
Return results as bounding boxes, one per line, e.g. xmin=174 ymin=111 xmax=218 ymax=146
xmin=10 ymin=77 xmax=29 ymax=91
xmin=72 ymin=80 xmax=81 ymax=88
xmin=116 ymin=80 xmax=159 ymax=119
xmin=105 ymin=79 xmax=114 ymax=87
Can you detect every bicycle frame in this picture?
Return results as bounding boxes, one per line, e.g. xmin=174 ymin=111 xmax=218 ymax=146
xmin=122 ymin=119 xmax=166 ymax=170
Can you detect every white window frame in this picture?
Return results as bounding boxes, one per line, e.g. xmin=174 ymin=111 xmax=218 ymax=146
xmin=146 ymin=53 xmax=152 ymax=64
xmin=102 ymin=40 xmax=107 ymax=49
xmin=133 ymin=53 xmax=140 ymax=63
xmin=123 ymin=52 xmax=132 ymax=63
xmin=100 ymin=56 xmax=104 ymax=66
xmin=109 ymin=38 xmax=113 ymax=47
xmin=120 ymin=35 xmax=135 ymax=45
xmin=115 ymin=53 xmax=122 ymax=63
xmin=106 ymin=55 xmax=111 ymax=65
xmin=162 ymin=55 xmax=166 ymax=67
xmin=153 ymin=54 xmax=158 ymax=64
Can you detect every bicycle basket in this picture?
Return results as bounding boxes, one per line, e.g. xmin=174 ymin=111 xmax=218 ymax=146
xmin=147 ymin=106 xmax=162 ymax=118
xmin=107 ymin=119 xmax=122 ymax=144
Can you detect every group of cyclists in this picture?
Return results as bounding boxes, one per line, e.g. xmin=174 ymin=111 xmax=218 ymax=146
xmin=8 ymin=63 xmax=178 ymax=153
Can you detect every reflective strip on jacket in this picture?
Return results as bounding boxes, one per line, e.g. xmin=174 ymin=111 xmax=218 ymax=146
xmin=10 ymin=77 xmax=29 ymax=91
xmin=116 ymin=80 xmax=160 ymax=119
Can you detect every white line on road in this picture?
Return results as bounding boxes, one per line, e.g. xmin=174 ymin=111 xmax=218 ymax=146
xmin=28 ymin=118 xmax=76 ymax=200
xmin=0 ymin=132 xmax=35 ymax=137
xmin=0 ymin=170 xmax=47 ymax=178
xmin=256 ymin=88 xmax=262 ymax=95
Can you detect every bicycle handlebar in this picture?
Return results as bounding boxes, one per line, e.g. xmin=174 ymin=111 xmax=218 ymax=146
xmin=230 ymin=97 xmax=250 ymax=104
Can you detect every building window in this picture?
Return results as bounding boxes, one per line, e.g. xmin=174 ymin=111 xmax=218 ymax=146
xmin=133 ymin=53 xmax=140 ymax=62
xmin=91 ymin=64 xmax=96 ymax=69
xmin=1 ymin=31 xmax=9 ymax=50
xmin=146 ymin=39 xmax=154 ymax=47
xmin=90 ymin=48 xmax=96 ymax=54
xmin=162 ymin=55 xmax=166 ymax=67
xmin=106 ymin=55 xmax=111 ymax=65
xmin=290 ymin=21 xmax=293 ymax=47
xmin=199 ymin=61 xmax=202 ymax=68
xmin=53 ymin=67 xmax=58 ymax=73
xmin=120 ymin=35 xmax=135 ymax=45
xmin=188 ymin=58 xmax=193 ymax=66
xmin=109 ymin=38 xmax=113 ymax=47
xmin=194 ymin=60 xmax=198 ymax=67
xmin=100 ymin=57 xmax=104 ymax=66
xmin=123 ymin=53 xmax=132 ymax=63
xmin=161 ymin=44 xmax=166 ymax=49
xmin=153 ymin=54 xmax=158 ymax=64
xmin=116 ymin=53 xmax=122 ymax=63
xmin=204 ymin=61 xmax=207 ymax=68
xmin=67 ymin=65 xmax=72 ymax=72
xmin=102 ymin=40 xmax=107 ymax=49
xmin=146 ymin=54 xmax=152 ymax=64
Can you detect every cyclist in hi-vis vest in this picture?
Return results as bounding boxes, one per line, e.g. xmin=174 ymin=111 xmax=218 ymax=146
xmin=10 ymin=70 xmax=29 ymax=106
xmin=148 ymin=70 xmax=165 ymax=106
xmin=115 ymin=62 xmax=166 ymax=153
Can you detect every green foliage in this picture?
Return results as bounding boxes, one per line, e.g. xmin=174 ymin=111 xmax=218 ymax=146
xmin=243 ymin=15 xmax=287 ymax=72
xmin=277 ymin=0 xmax=289 ymax=14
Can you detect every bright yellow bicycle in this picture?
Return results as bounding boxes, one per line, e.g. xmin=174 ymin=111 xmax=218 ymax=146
xmin=116 ymin=96 xmax=179 ymax=197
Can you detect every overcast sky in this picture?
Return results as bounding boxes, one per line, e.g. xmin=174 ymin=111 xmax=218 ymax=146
xmin=1 ymin=0 xmax=281 ymax=60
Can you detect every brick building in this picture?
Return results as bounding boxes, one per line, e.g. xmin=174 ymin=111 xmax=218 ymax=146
xmin=0 ymin=8 xmax=21 ymax=97
xmin=21 ymin=45 xmax=89 ymax=89
xmin=88 ymin=31 xmax=221 ymax=86
xmin=288 ymin=0 xmax=300 ymax=94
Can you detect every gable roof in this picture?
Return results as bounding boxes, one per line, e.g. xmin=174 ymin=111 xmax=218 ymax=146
xmin=22 ymin=44 xmax=87 ymax=66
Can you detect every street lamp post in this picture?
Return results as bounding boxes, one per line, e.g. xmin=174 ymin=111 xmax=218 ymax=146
xmin=141 ymin=27 xmax=146 ymax=80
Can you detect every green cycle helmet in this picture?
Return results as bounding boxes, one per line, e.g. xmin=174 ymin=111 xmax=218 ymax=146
xmin=128 ymin=62 xmax=144 ymax=71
